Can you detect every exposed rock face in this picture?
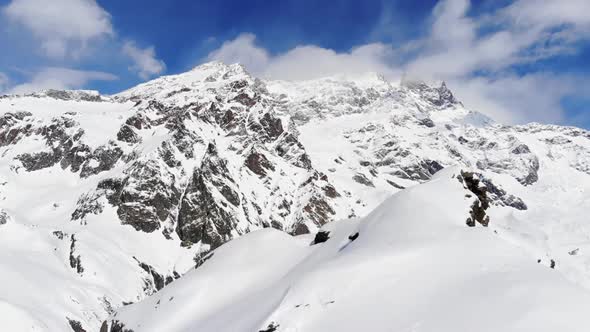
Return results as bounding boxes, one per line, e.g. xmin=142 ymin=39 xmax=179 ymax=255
xmin=245 ymin=150 xmax=275 ymax=176
xmin=67 ymin=318 xmax=87 ymax=332
xmin=69 ymin=235 xmax=84 ymax=274
xmin=0 ymin=111 xmax=33 ymax=146
xmin=100 ymin=321 xmax=134 ymax=332
xmin=176 ymin=143 xmax=241 ymax=249
xmin=134 ymin=257 xmax=180 ymax=293
xmin=116 ymin=159 xmax=182 ymax=233
xmin=311 ymin=231 xmax=330 ymax=245
xmin=402 ymin=80 xmax=460 ymax=108
xmin=480 ymin=177 xmax=527 ymax=210
xmin=459 ymin=171 xmax=490 ymax=227
xmin=0 ymin=210 xmax=10 ymax=225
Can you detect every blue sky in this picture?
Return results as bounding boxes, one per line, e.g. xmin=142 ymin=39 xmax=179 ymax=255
xmin=1 ymin=0 xmax=589 ymax=128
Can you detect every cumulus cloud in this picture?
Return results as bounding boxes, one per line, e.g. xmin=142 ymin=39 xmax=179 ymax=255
xmin=9 ymin=67 xmax=117 ymax=94
xmin=122 ymin=41 xmax=166 ymax=79
xmin=207 ymin=33 xmax=400 ymax=81
xmin=2 ymin=0 xmax=113 ymax=58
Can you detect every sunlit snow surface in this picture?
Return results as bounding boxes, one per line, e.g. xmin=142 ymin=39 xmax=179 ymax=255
xmin=113 ymin=169 xmax=590 ymax=332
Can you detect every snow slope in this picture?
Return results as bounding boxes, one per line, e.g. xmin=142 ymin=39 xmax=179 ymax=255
xmin=1 ymin=62 xmax=590 ymax=331
xmin=108 ymin=168 xmax=590 ymax=332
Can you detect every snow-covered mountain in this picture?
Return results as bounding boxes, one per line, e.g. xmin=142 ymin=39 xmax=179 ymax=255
xmin=2 ymin=61 xmax=590 ymax=331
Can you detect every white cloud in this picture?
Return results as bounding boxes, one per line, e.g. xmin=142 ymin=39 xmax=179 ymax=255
xmin=405 ymin=0 xmax=590 ymax=80
xmin=9 ymin=67 xmax=117 ymax=94
xmin=0 ymin=72 xmax=9 ymax=93
xmin=207 ymin=33 xmax=400 ymax=81
xmin=448 ymin=74 xmax=579 ymax=125
xmin=122 ymin=41 xmax=166 ymax=79
xmin=206 ymin=33 xmax=271 ymax=76
xmin=502 ymin=0 xmax=590 ymax=30
xmin=205 ymin=0 xmax=590 ymax=126
xmin=401 ymin=0 xmax=590 ymax=125
xmin=2 ymin=0 xmax=166 ymax=80
xmin=2 ymin=0 xmax=113 ymax=58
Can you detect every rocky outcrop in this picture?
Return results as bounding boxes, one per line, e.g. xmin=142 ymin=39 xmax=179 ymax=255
xmin=311 ymin=231 xmax=330 ymax=245
xmin=0 ymin=210 xmax=10 ymax=225
xmin=69 ymin=235 xmax=84 ymax=274
xmin=176 ymin=143 xmax=241 ymax=249
xmin=459 ymin=171 xmax=490 ymax=227
xmin=100 ymin=321 xmax=134 ymax=332
xmin=245 ymin=149 xmax=275 ymax=177
xmin=134 ymin=257 xmax=180 ymax=293
xmin=0 ymin=111 xmax=33 ymax=146
xmin=67 ymin=318 xmax=87 ymax=332
xmin=480 ymin=177 xmax=527 ymax=210
xmin=402 ymin=80 xmax=459 ymax=108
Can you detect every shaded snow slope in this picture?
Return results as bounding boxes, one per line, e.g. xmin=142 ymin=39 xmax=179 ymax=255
xmin=1 ymin=62 xmax=590 ymax=331
xmin=108 ymin=168 xmax=590 ymax=332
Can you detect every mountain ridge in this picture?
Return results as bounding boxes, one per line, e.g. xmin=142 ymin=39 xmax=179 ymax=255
xmin=1 ymin=61 xmax=590 ymax=331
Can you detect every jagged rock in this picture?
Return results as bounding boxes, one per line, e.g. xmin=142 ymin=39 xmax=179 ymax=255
xmin=125 ymin=113 xmax=152 ymax=130
xmin=0 ymin=112 xmax=33 ymax=146
xmin=259 ymin=113 xmax=284 ymax=140
xmin=403 ymin=80 xmax=459 ymax=108
xmin=459 ymin=171 xmax=490 ymax=227
xmin=394 ymin=160 xmax=443 ymax=181
xmin=79 ymin=143 xmax=123 ymax=178
xmin=134 ymin=257 xmax=178 ymax=292
xmin=17 ymin=151 xmax=62 ymax=171
xmin=71 ymin=192 xmax=104 ymax=222
xmin=0 ymin=210 xmax=9 ymax=225
xmin=233 ymin=92 xmax=257 ymax=106
xmin=348 ymin=232 xmax=359 ymax=241
xmin=291 ymin=222 xmax=310 ymax=235
xmin=194 ymin=251 xmax=214 ymax=269
xmin=117 ymin=160 xmax=181 ymax=233
xmin=259 ymin=322 xmax=279 ymax=332
xmin=511 ymin=144 xmax=531 ymax=155
xmin=302 ymin=196 xmax=335 ymax=228
xmin=418 ymin=117 xmax=435 ymax=128
xmin=100 ymin=320 xmax=134 ymax=332
xmin=352 ymin=173 xmax=374 ymax=187
xmin=67 ymin=318 xmax=87 ymax=332
xmin=176 ymin=143 xmax=240 ymax=249
xmin=43 ymin=89 xmax=102 ymax=102
xmin=322 ymin=184 xmax=340 ymax=198
xmin=311 ymin=231 xmax=330 ymax=245
xmin=245 ymin=150 xmax=275 ymax=176
xmin=69 ymin=235 xmax=84 ymax=274
xmin=480 ymin=178 xmax=527 ymax=210
xmin=386 ymin=180 xmax=405 ymax=189
xmin=117 ymin=125 xmax=141 ymax=143
xmin=61 ymin=144 xmax=92 ymax=172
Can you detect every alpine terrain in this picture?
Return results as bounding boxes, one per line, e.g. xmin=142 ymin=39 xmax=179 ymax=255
xmin=2 ymin=62 xmax=590 ymax=331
